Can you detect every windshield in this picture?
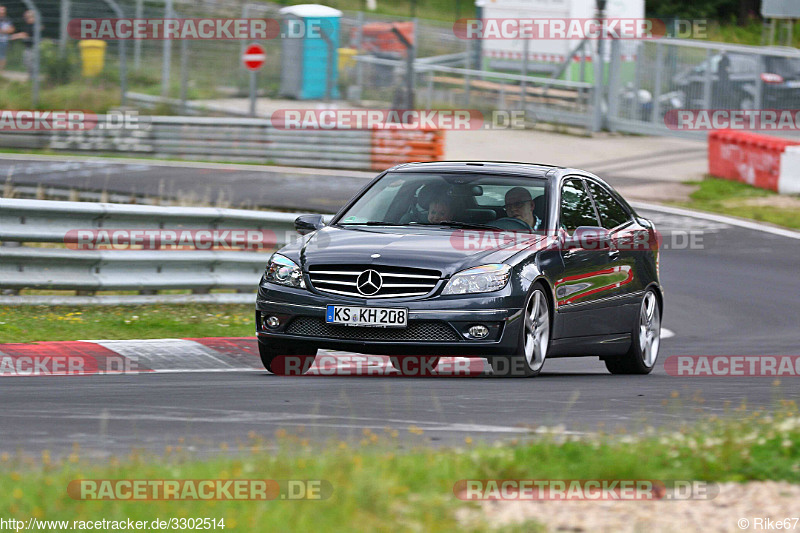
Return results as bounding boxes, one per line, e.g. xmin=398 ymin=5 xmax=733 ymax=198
xmin=336 ymin=172 xmax=548 ymax=232
xmin=765 ymin=56 xmax=800 ymax=78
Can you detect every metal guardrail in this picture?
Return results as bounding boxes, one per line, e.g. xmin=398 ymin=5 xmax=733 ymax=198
xmin=0 ymin=198 xmax=315 ymax=298
xmin=0 ymin=116 xmax=376 ymax=170
xmin=0 ymin=115 xmax=444 ymax=171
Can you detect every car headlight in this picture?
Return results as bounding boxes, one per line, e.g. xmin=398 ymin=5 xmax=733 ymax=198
xmin=265 ymin=254 xmax=305 ymax=289
xmin=442 ymin=264 xmax=511 ymax=295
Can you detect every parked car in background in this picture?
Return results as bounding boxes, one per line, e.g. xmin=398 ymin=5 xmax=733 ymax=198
xmin=672 ymin=48 xmax=800 ymax=110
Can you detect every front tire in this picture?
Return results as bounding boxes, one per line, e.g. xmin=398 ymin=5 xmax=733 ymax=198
xmin=258 ymin=340 xmax=317 ymax=375
xmin=490 ymin=285 xmax=550 ymax=377
xmin=605 ymin=289 xmax=661 ymax=375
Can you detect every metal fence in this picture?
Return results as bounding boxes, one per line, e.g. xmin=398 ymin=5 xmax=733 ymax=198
xmin=605 ymin=38 xmax=800 ymax=138
xmin=0 ymin=197 xmax=308 ymax=297
xmin=354 ymin=55 xmax=595 ymax=130
xmin=3 ymin=0 xmax=800 ymax=138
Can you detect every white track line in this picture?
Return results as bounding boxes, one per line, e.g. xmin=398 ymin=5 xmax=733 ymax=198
xmin=631 ymin=201 xmax=800 ymax=240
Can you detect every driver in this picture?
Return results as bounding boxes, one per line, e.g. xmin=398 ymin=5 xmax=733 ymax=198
xmin=504 ymin=187 xmax=541 ymax=230
xmin=427 ymin=197 xmax=454 ymax=224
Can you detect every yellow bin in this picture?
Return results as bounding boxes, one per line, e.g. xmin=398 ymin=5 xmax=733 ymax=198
xmin=78 ymin=40 xmax=107 ymax=77
xmin=338 ymin=47 xmax=357 ymax=71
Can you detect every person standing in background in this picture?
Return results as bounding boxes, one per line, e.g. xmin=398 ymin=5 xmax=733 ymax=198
xmin=0 ymin=6 xmax=15 ymax=71
xmin=11 ymin=9 xmax=37 ymax=79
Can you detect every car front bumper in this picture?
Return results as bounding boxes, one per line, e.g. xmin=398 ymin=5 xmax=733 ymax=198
xmin=255 ymin=279 xmax=527 ymax=357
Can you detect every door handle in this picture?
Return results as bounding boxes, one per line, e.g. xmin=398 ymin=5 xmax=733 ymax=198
xmin=608 ymin=249 xmax=620 ymax=260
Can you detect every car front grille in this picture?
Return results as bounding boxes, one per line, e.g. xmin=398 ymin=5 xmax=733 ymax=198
xmin=285 ymin=317 xmax=461 ymax=342
xmin=307 ymin=264 xmax=441 ymax=299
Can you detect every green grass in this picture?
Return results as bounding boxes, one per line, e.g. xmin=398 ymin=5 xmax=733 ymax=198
xmin=675 ymin=176 xmax=800 ymax=230
xmin=0 ymin=401 xmax=798 ymax=531
xmin=0 ymin=78 xmax=123 ymax=113
xmin=0 ymin=305 xmax=254 ymax=343
xmin=704 ymin=19 xmax=800 ymax=48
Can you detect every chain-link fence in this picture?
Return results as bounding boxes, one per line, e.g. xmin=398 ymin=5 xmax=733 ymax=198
xmin=607 ymin=38 xmax=800 ymax=137
xmin=2 ymin=1 xmax=800 ymax=137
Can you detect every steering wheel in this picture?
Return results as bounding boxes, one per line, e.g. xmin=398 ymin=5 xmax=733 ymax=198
xmin=488 ymin=217 xmax=532 ymax=231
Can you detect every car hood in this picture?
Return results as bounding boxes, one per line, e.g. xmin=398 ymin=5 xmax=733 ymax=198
xmin=281 ymin=225 xmax=546 ymax=276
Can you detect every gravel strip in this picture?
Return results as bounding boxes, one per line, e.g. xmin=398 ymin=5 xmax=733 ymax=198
xmin=460 ymin=481 xmax=800 ymax=532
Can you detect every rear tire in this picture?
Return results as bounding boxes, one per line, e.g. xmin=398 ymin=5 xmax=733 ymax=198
xmin=605 ymin=289 xmax=661 ymax=375
xmin=258 ymin=340 xmax=317 ymax=375
xmin=490 ymin=285 xmax=550 ymax=378
xmin=389 ymin=356 xmax=440 ymax=376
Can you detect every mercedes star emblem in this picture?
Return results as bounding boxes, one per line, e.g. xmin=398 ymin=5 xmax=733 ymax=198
xmin=356 ymin=269 xmax=382 ymax=296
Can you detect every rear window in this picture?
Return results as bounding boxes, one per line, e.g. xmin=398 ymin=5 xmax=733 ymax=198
xmin=475 ymin=184 xmax=545 ymax=207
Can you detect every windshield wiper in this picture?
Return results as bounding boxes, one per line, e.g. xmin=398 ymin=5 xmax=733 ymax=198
xmin=419 ymin=220 xmax=505 ymax=231
xmin=338 ymin=221 xmax=410 ymax=226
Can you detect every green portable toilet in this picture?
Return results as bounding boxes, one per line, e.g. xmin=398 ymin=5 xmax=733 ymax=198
xmin=279 ymin=4 xmax=342 ymax=100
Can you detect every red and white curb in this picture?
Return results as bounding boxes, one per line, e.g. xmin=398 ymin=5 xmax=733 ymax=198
xmin=0 ymin=331 xmax=676 ymax=377
xmin=0 ymin=337 xmax=480 ymax=377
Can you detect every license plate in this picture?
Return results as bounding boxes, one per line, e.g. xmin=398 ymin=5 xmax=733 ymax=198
xmin=325 ymin=305 xmax=408 ymax=328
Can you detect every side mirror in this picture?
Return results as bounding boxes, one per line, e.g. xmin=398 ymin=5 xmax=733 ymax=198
xmin=295 ymin=214 xmax=325 ymax=235
xmin=567 ymin=226 xmax=611 ymax=250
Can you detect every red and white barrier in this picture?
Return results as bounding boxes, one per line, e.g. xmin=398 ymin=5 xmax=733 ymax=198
xmin=708 ymin=130 xmax=800 ymax=193
xmin=0 ymin=337 xmax=481 ymax=377
xmin=778 ymin=145 xmax=800 ymax=194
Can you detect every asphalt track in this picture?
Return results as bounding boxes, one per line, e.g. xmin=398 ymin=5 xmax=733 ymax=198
xmin=1 ymin=158 xmax=799 ymax=458
xmin=0 ymin=155 xmax=669 ymax=211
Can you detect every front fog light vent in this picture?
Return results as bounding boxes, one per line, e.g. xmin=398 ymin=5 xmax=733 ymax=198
xmin=468 ymin=325 xmax=489 ymax=339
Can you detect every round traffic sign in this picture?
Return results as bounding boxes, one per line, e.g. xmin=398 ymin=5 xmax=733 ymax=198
xmin=243 ymin=43 xmax=266 ymax=71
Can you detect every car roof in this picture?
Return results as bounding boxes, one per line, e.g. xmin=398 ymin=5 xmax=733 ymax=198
xmin=388 ymin=161 xmax=563 ymax=178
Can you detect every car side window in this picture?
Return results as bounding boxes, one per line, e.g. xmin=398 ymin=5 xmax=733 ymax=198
xmin=585 ymin=181 xmax=631 ymax=230
xmin=731 ymin=55 xmax=758 ymax=75
xmin=560 ymin=178 xmax=599 ymax=234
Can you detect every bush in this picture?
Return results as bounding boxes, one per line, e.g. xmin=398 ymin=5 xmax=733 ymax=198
xmin=39 ymin=40 xmax=78 ymax=86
